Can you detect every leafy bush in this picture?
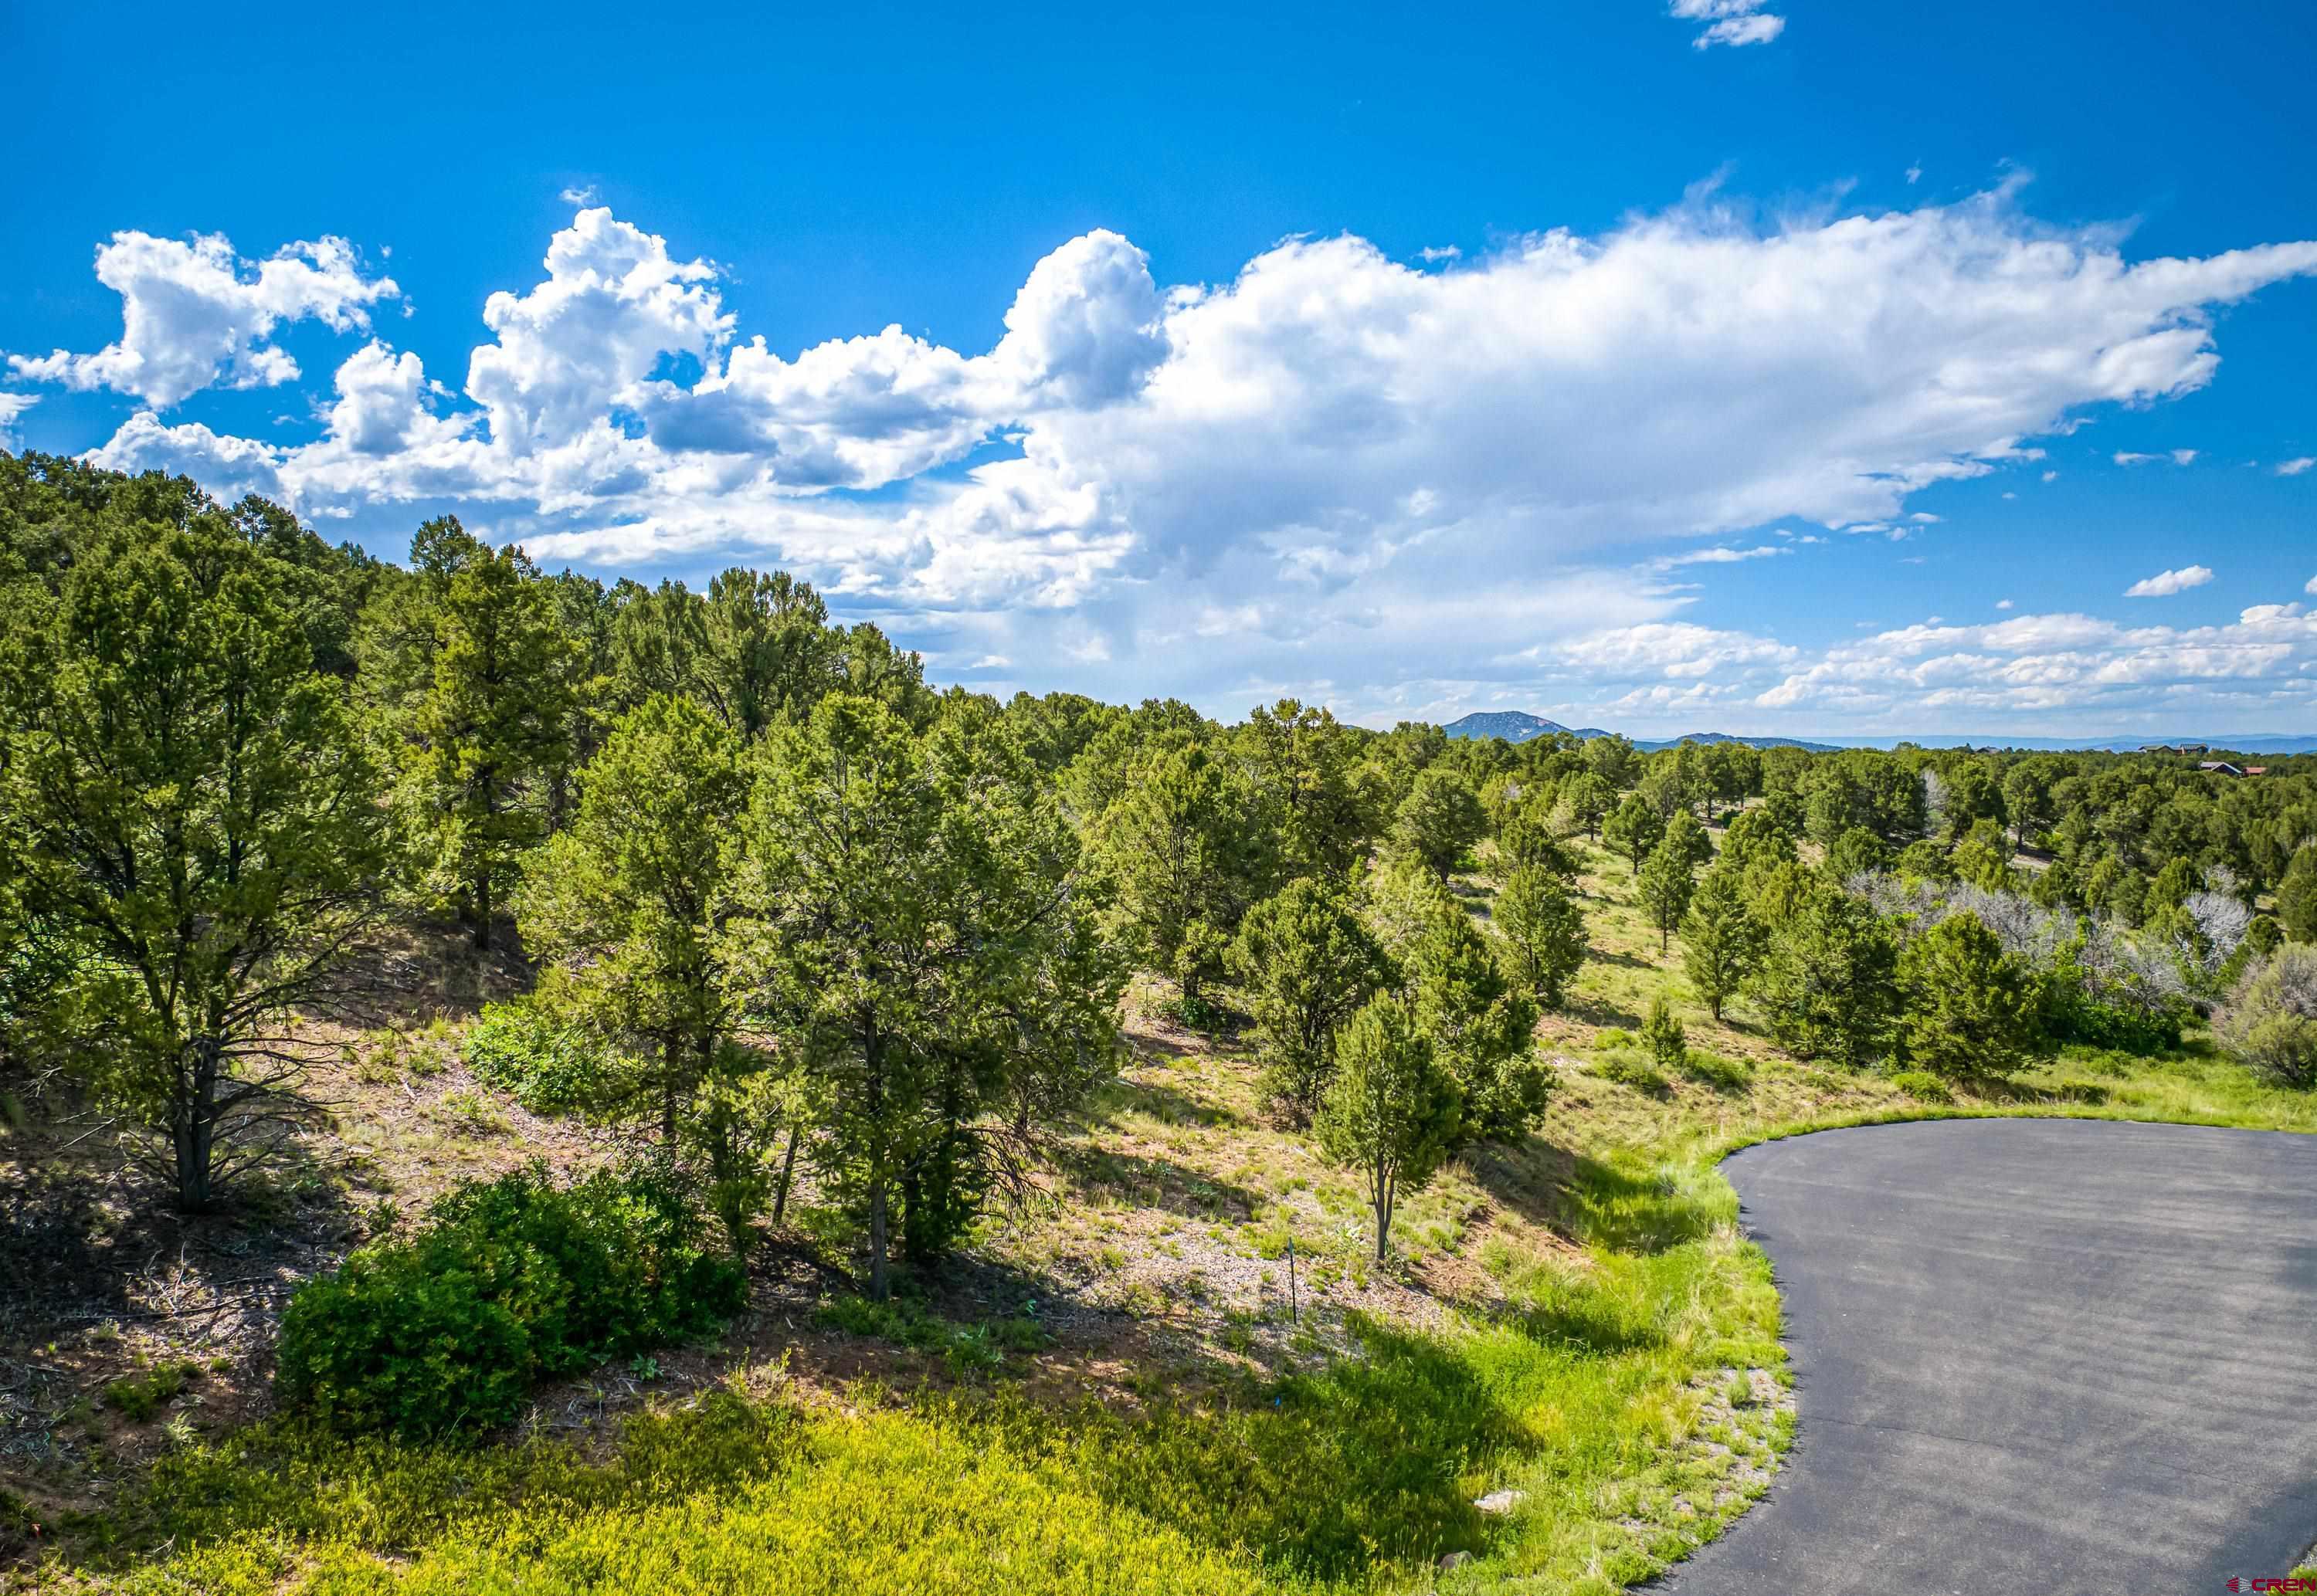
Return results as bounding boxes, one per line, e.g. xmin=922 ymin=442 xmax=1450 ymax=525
xmin=1591 ymin=1049 xmax=1671 ymax=1097
xmin=464 ymin=1004 xmax=607 ymax=1115
xmin=2217 ymin=945 xmax=2317 ymax=1089
xmin=1677 ymin=1049 xmax=1753 ymax=1091
xmin=1887 ymin=1069 xmax=1953 ymax=1104
xmin=103 ymin=1360 xmax=200 ymax=1422
xmin=276 ymin=1164 xmax=745 ymax=1437
xmin=1640 ymin=998 xmax=1688 ymax=1074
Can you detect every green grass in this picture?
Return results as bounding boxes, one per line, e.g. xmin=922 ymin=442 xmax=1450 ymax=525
xmin=23 ymin=1151 xmax=1786 ymax=1596
xmin=17 ymin=828 xmax=2312 ymax=1596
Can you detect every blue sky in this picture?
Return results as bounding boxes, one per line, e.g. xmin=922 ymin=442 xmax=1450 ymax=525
xmin=3 ymin=0 xmax=2313 ymax=737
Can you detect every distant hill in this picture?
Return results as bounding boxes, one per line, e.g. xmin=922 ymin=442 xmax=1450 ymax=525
xmin=1439 ymin=713 xmax=1836 ymax=754
xmin=1439 ymin=711 xmax=1578 ymax=744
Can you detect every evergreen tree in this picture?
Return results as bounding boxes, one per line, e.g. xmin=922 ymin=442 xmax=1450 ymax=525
xmin=1603 ymin=792 xmax=1665 ymax=877
xmin=1719 ymin=804 xmax=1797 ymax=881
xmin=731 ymin=694 xmax=1119 ymax=1296
xmin=1750 ymin=889 xmax=1900 ymax=1069
xmin=1 ymin=516 xmax=385 ymax=1209
xmin=1494 ymin=865 xmax=1589 ymax=1008
xmin=1681 ymin=866 xmax=1764 ymax=1021
xmin=1640 ymin=995 xmax=1688 ymax=1073
xmin=2281 ymin=845 xmax=2317 ymax=944
xmin=402 ymin=525 xmax=577 ymax=948
xmin=1637 ymin=833 xmax=1698 ymax=952
xmin=1237 ymin=698 xmax=1376 ymax=876
xmin=1392 ymin=764 xmax=1487 ymax=881
xmin=515 ymin=694 xmax=768 ymax=1252
xmin=1091 ymin=739 xmax=1264 ymax=1005
xmin=1499 ymin=798 xmax=1579 ymax=883
xmin=1230 ymin=878 xmax=1389 ymax=1123
xmin=1662 ymin=809 xmax=1714 ymax=869
xmin=1563 ymin=771 xmax=1614 ymax=840
xmin=1396 ymin=878 xmax=1547 ymax=1138
xmin=1315 ymin=995 xmax=1461 ymax=1263
xmin=1898 ymin=912 xmax=2037 ymax=1079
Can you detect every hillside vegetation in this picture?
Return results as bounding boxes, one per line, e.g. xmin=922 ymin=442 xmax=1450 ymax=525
xmin=4 ymin=450 xmax=2315 ymax=1593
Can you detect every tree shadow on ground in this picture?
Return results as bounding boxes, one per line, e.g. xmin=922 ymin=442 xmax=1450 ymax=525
xmin=1 ymin=1086 xmax=361 ymax=1353
xmin=1563 ymin=995 xmax=1644 ymax=1029
xmin=1463 ymin=1139 xmax=1715 ymax=1257
xmin=1050 ymin=1144 xmax=1263 ymax=1223
xmin=1085 ymin=1071 xmax=1245 ymax=1132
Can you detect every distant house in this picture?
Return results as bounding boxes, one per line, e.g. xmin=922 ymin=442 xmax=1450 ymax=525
xmin=2198 ymin=761 xmax=2254 ymax=777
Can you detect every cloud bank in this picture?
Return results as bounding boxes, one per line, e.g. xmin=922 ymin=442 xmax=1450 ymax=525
xmin=15 ymin=185 xmax=2317 ymax=732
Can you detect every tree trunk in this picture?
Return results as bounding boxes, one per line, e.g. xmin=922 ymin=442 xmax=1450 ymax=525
xmin=868 ymin=1175 xmax=891 ymax=1300
xmin=772 ymin=1125 xmax=802 ymax=1224
xmin=174 ymin=1038 xmax=221 ymax=1211
xmin=473 ymin=864 xmax=494 ymax=951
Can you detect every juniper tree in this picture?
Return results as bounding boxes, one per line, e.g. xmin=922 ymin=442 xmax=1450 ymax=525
xmin=731 ymin=693 xmax=1120 ymax=1296
xmin=1 ymin=516 xmax=385 ymax=1209
xmin=515 ymin=693 xmax=768 ymax=1252
xmin=1230 ymin=877 xmax=1389 ymax=1124
xmin=1494 ymin=865 xmax=1589 ymax=1009
xmin=1315 ymin=995 xmax=1461 ymax=1264
xmin=1681 ymin=866 xmax=1765 ymax=1021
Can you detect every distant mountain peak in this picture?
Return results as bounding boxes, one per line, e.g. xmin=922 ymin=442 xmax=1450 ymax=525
xmin=1439 ymin=712 xmax=1837 ymax=754
xmin=1440 ymin=711 xmax=1570 ymax=743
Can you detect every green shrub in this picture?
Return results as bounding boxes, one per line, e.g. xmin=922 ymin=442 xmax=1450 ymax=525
xmin=1591 ymin=1049 xmax=1671 ymax=1097
xmin=464 ymin=1004 xmax=608 ymax=1115
xmin=103 ymin=1360 xmax=200 ymax=1422
xmin=276 ymin=1164 xmax=745 ymax=1438
xmin=1677 ymin=1049 xmax=1752 ymax=1091
xmin=1640 ymin=998 xmax=1688 ymax=1075
xmin=1887 ymin=1069 xmax=1952 ymax=1104
xmin=0 ymin=1487 xmax=37 ymax=1557
xmin=813 ymin=1294 xmax=1047 ymax=1374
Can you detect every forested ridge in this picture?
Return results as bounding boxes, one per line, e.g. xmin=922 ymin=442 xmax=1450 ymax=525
xmin=5 ymin=449 xmax=2315 ymax=1594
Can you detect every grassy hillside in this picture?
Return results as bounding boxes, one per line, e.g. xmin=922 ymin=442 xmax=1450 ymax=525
xmin=5 ymin=829 xmax=2309 ymax=1595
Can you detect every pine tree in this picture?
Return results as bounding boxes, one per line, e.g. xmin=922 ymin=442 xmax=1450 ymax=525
xmin=1604 ymin=792 xmax=1665 ymax=877
xmin=1091 ymin=739 xmax=1264 ymax=1005
xmin=1230 ymin=878 xmax=1389 ymax=1123
xmin=2282 ymin=845 xmax=2317 ymax=944
xmin=1396 ymin=876 xmax=1547 ymax=1138
xmin=1494 ymin=865 xmax=1589 ymax=1008
xmin=1681 ymin=866 xmax=1764 ymax=1021
xmin=731 ymin=694 xmax=1120 ymax=1296
xmin=404 ymin=527 xmax=577 ymax=948
xmin=1898 ymin=912 xmax=2037 ymax=1079
xmin=1640 ymin=995 xmax=1688 ymax=1073
xmin=1637 ymin=833 xmax=1699 ymax=952
xmin=514 ymin=694 xmax=767 ymax=1252
xmin=1392 ymin=764 xmax=1487 ymax=881
xmin=2 ymin=517 xmax=385 ymax=1209
xmin=1749 ymin=888 xmax=1900 ymax=1069
xmin=1315 ymin=995 xmax=1461 ymax=1263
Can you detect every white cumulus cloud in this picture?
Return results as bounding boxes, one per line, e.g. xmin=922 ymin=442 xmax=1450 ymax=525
xmin=1669 ymin=0 xmax=1786 ymax=48
xmin=2278 ymin=456 xmax=2315 ymax=476
xmin=55 ymin=185 xmax=2317 ymax=725
xmin=8 ymin=231 xmax=398 ymax=408
xmin=2124 ymin=564 xmax=2214 ymax=597
xmin=0 ymin=391 xmax=36 ymax=448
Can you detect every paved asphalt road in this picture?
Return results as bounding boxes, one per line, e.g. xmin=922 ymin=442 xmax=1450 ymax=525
xmin=1659 ymin=1117 xmax=2317 ymax=1596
